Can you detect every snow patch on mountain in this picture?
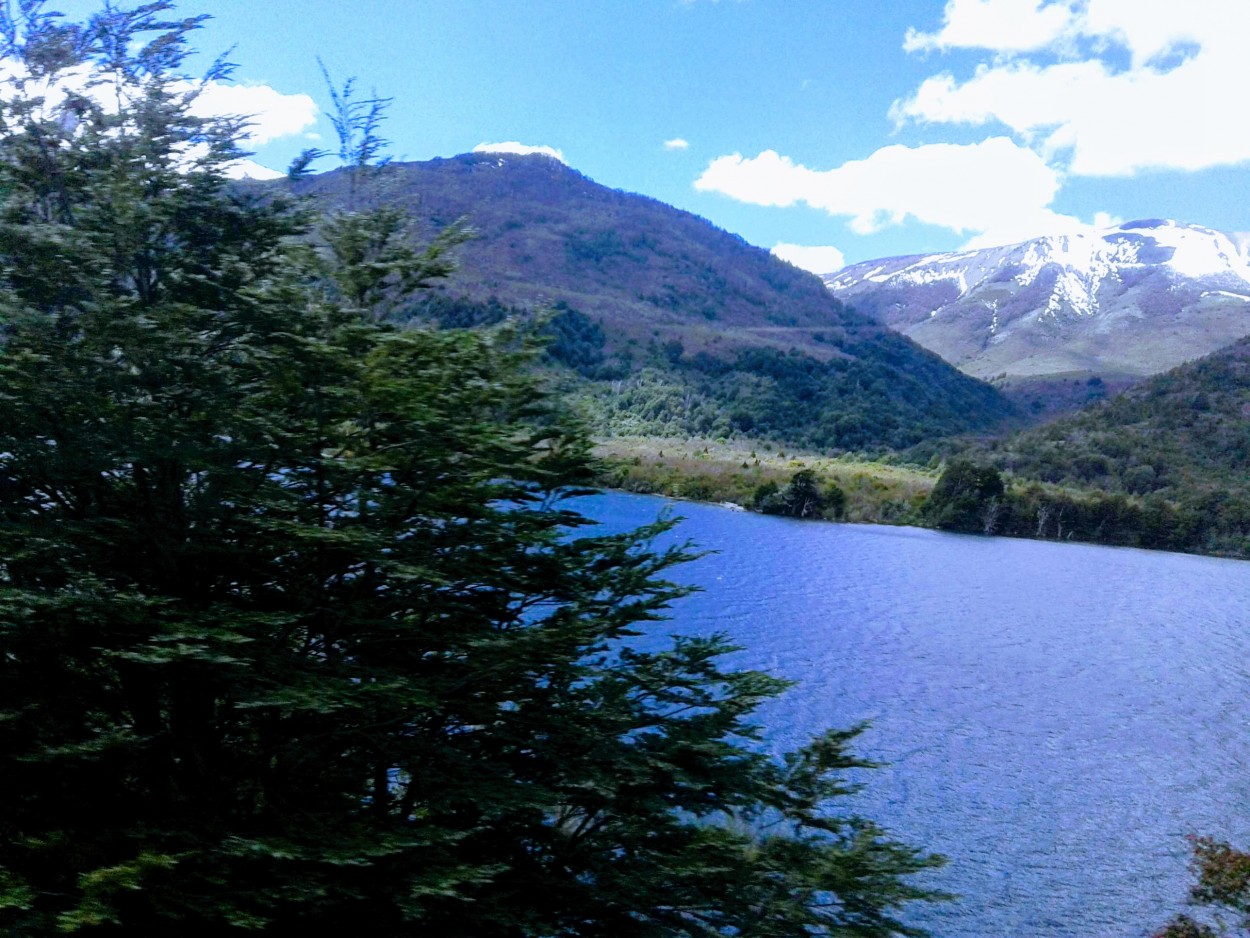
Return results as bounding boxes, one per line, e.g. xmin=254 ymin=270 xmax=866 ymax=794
xmin=822 ymin=220 xmax=1250 ymax=382
xmin=828 ymin=220 xmax=1250 ymax=312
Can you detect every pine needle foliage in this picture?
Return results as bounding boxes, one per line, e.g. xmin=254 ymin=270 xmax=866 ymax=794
xmin=0 ymin=3 xmax=941 ymax=934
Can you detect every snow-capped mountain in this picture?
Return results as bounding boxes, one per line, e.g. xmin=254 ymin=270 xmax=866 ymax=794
xmin=823 ymin=220 xmax=1250 ymax=381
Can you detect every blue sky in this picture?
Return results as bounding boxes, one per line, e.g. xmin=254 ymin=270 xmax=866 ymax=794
xmin=51 ymin=0 xmax=1250 ymax=271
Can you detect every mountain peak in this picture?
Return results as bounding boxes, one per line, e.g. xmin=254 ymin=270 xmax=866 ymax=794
xmin=824 ymin=219 xmax=1250 ymax=383
xmin=289 ymin=155 xmax=1017 ymax=447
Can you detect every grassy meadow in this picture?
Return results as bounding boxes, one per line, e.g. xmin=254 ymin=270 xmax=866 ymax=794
xmin=594 ymin=436 xmax=938 ymax=525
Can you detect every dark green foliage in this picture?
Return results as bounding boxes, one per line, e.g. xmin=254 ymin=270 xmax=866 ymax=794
xmin=404 ymin=295 xmax=627 ymax=379
xmin=0 ymin=4 xmax=942 ymax=933
xmin=755 ymin=470 xmax=847 ymax=520
xmin=924 ymin=461 xmax=1005 ymax=533
xmin=540 ymin=302 xmax=611 ymax=376
xmin=826 ymin=480 xmax=849 ymax=518
xmin=405 ymin=291 xmax=517 ymax=329
xmin=951 ymin=336 xmax=1250 ymax=556
xmin=316 ymin=204 xmax=468 ymax=319
xmin=592 ymin=342 xmax=1016 ymax=452
xmin=1156 ymin=919 xmax=1220 ymax=938
xmin=911 ymin=459 xmax=1200 ymax=549
xmin=753 ymin=479 xmax=781 ymax=506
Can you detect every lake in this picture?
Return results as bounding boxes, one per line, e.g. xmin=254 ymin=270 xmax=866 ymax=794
xmin=583 ymin=491 xmax=1250 ymax=937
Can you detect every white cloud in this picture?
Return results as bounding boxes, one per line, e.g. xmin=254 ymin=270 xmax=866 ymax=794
xmin=1082 ymin=0 xmax=1207 ymax=68
xmin=696 ymin=137 xmax=1092 ymax=247
xmin=663 ymin=137 xmax=690 ymax=151
xmin=896 ymin=0 xmax=1250 ymax=176
xmin=473 ymin=141 xmax=566 ymax=162
xmin=771 ymin=243 xmax=846 ymax=275
xmin=904 ymin=0 xmax=1077 ymax=53
xmin=0 ymin=60 xmax=318 ymax=148
xmin=696 ymin=149 xmax=817 ymax=210
xmin=187 ymin=81 xmax=318 ymax=146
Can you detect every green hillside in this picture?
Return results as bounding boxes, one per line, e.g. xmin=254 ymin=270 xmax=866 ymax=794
xmin=989 ymin=338 xmax=1250 ymax=492
xmin=952 ymin=336 xmax=1250 ymax=555
xmin=286 ymin=154 xmax=1019 ymax=450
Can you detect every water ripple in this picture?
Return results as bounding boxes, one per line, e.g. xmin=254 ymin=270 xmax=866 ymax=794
xmin=585 ymin=492 xmax=1250 ymax=938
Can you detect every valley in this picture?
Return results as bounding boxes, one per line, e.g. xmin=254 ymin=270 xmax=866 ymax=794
xmin=287 ymin=154 xmax=1250 ymax=561
xmin=12 ymin=5 xmax=1250 ymax=937
xmin=594 ymin=434 xmax=936 ymax=525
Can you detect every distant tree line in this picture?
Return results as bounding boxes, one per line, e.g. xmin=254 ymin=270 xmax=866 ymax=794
xmin=909 ymin=340 xmax=1250 ymax=557
xmin=921 ymin=460 xmax=1228 ymax=554
xmin=754 ymin=470 xmax=847 ymax=520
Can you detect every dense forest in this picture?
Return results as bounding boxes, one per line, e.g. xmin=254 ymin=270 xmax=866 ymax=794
xmin=413 ymin=291 xmax=1250 ymax=559
xmin=411 ymin=293 xmax=1018 ymax=451
xmin=911 ymin=337 xmax=1250 ymax=556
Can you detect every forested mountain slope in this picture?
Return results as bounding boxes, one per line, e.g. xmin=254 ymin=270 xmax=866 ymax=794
xmin=969 ymin=336 xmax=1250 ymax=553
xmin=286 ymin=154 xmax=1018 ymax=449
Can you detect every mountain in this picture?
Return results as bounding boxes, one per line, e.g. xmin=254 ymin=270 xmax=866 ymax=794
xmin=824 ymin=220 xmax=1250 ymax=387
xmin=285 ymin=154 xmax=1018 ymax=449
xmin=298 ymin=153 xmax=875 ymax=358
xmin=971 ymin=334 xmax=1250 ymax=555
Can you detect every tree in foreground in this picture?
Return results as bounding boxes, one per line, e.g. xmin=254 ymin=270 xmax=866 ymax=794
xmin=0 ymin=3 xmax=941 ymax=933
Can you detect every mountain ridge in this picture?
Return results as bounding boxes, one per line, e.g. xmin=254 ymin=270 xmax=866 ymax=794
xmin=824 ymin=219 xmax=1250 ymax=384
xmin=296 ymin=153 xmax=869 ymax=359
xmin=282 ymin=153 xmax=1019 ymax=449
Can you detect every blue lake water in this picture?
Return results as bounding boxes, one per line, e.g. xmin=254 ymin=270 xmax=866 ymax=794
xmin=583 ymin=491 xmax=1250 ymax=938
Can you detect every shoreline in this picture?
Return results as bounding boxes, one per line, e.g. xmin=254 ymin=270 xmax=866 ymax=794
xmin=592 ymin=435 xmax=1250 ymax=563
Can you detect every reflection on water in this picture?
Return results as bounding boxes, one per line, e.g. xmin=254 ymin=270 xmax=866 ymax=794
xmin=585 ymin=492 xmax=1250 ymax=938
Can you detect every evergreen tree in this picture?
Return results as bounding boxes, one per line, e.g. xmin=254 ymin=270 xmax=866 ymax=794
xmin=0 ymin=3 xmax=941 ymax=933
xmin=923 ymin=459 xmax=1006 ymax=534
xmin=754 ymin=471 xmax=847 ymax=521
